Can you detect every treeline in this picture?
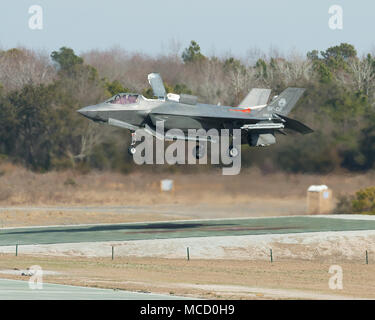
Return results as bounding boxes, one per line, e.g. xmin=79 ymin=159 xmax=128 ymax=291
xmin=0 ymin=42 xmax=374 ymax=174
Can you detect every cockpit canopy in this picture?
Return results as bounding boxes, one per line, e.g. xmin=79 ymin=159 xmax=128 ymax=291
xmin=106 ymin=93 xmax=139 ymax=105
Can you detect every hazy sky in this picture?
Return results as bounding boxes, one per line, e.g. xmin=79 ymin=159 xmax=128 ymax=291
xmin=0 ymin=0 xmax=373 ymax=57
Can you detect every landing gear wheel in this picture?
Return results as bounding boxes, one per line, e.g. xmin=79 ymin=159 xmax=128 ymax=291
xmin=193 ymin=144 xmax=205 ymax=160
xmin=228 ymin=145 xmax=239 ymax=158
xmin=128 ymin=146 xmax=137 ymax=156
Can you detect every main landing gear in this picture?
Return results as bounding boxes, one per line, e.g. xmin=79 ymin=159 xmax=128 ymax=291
xmin=228 ymin=145 xmax=239 ymax=158
xmin=127 ymin=131 xmax=240 ymax=160
xmin=191 ymin=142 xmax=239 ymax=160
xmin=227 ymin=131 xmax=240 ymax=158
xmin=192 ymin=143 xmax=206 ymax=160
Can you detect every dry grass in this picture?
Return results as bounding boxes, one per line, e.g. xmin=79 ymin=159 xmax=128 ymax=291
xmin=0 ymin=210 xmax=190 ymax=228
xmin=0 ymin=254 xmax=374 ymax=299
xmin=0 ymin=162 xmax=373 ymax=207
xmin=0 ymin=162 xmax=373 ymax=227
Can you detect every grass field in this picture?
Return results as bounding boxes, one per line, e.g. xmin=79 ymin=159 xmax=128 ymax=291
xmin=1 ymin=163 xmax=374 ymax=209
xmin=0 ymin=162 xmax=374 ymax=229
xmin=0 ymin=254 xmax=373 ymax=299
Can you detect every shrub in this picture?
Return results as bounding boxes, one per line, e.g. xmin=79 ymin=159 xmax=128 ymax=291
xmin=64 ymin=177 xmax=77 ymax=187
xmin=334 ymin=194 xmax=354 ymax=214
xmin=352 ymin=187 xmax=375 ymax=214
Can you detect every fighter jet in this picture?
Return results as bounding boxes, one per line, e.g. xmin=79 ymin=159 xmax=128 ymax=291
xmin=77 ymin=73 xmax=313 ymax=159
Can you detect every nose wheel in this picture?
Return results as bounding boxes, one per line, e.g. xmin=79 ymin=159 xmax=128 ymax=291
xmin=128 ymin=145 xmax=137 ymax=156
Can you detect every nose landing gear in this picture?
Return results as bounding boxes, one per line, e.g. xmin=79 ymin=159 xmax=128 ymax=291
xmin=128 ymin=145 xmax=137 ymax=156
xmin=128 ymin=131 xmax=138 ymax=156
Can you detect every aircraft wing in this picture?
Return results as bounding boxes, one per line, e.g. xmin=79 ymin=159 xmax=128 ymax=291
xmin=238 ymin=88 xmax=271 ymax=109
xmin=190 ymin=113 xmax=313 ymax=135
xmin=148 ymin=73 xmax=166 ymax=99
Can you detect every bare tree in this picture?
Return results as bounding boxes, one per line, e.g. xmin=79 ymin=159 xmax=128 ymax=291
xmin=271 ymin=55 xmax=313 ymax=85
xmin=66 ymin=122 xmax=104 ymax=167
xmin=0 ymin=48 xmax=55 ymax=91
xmin=348 ymin=56 xmax=375 ymax=95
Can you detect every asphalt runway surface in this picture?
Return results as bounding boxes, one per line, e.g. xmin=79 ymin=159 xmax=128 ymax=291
xmin=2 ymin=216 xmax=375 ymax=246
xmin=0 ymin=279 xmax=187 ymax=300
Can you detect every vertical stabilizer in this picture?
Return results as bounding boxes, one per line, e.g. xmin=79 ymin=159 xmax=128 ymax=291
xmin=254 ymin=87 xmax=305 ymax=116
xmin=238 ymin=88 xmax=271 ymax=108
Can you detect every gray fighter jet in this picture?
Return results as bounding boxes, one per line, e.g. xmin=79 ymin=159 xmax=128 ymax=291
xmin=77 ymin=73 xmax=313 ymax=158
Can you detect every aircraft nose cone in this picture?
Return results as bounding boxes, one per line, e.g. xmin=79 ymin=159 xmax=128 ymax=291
xmin=77 ymin=106 xmax=97 ymax=119
xmin=77 ymin=105 xmax=107 ymax=122
xmin=77 ymin=107 xmax=89 ymax=117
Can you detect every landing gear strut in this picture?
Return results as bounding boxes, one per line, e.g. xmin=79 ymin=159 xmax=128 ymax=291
xmin=128 ymin=131 xmax=137 ymax=156
xmin=227 ymin=130 xmax=240 ymax=158
xmin=192 ymin=143 xmax=206 ymax=160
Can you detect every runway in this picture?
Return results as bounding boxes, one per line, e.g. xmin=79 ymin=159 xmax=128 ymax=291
xmin=1 ymin=215 xmax=375 ymax=299
xmin=1 ymin=215 xmax=375 ymax=246
xmin=0 ymin=279 xmax=188 ymax=300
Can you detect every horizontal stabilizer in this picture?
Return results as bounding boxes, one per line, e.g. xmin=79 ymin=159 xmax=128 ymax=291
xmin=276 ymin=114 xmax=313 ymax=134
